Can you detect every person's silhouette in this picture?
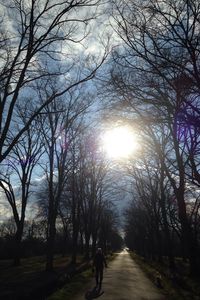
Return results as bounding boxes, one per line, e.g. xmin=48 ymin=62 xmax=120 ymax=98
xmin=93 ymin=248 xmax=107 ymax=290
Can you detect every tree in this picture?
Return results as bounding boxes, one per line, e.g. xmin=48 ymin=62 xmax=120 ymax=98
xmin=38 ymin=85 xmax=93 ymax=270
xmin=0 ymin=111 xmax=43 ymax=265
xmin=0 ymin=0 xmax=108 ymax=164
xmin=109 ymin=0 xmax=200 ymax=275
xmin=98 ymin=203 xmax=119 ymax=254
xmin=77 ymin=132 xmax=110 ymax=258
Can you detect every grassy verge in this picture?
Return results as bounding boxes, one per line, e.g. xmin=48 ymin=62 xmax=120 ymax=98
xmin=0 ymin=255 xmax=71 ymax=282
xmin=0 ymin=252 xmax=118 ymax=299
xmin=0 ymin=255 xmax=84 ymax=299
xmin=47 ymin=268 xmax=93 ymax=300
xmin=130 ymin=252 xmax=200 ymax=300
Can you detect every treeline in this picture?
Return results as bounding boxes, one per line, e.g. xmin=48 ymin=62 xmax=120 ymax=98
xmin=106 ymin=0 xmax=200 ymax=276
xmin=0 ymin=197 xmax=122 ymax=262
xmin=0 ymin=0 xmax=123 ymax=272
xmin=0 ymin=99 xmax=123 ymax=269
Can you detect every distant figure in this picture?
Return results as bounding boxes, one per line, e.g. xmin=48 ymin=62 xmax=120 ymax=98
xmin=93 ymin=248 xmax=107 ymax=290
xmin=155 ymin=271 xmax=162 ymax=288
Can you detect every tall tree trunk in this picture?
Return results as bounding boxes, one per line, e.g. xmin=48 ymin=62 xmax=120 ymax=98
xmin=160 ymin=166 xmax=175 ymax=270
xmin=80 ymin=230 xmax=84 ymax=254
xmin=71 ymin=221 xmax=79 ymax=264
xmin=46 ymin=215 xmax=56 ymax=271
xmin=13 ymin=222 xmax=23 ymax=266
xmin=84 ymin=232 xmax=90 ymax=259
xmin=155 ymin=223 xmax=162 ymax=263
xmin=92 ymin=233 xmax=97 ymax=258
xmin=176 ymin=190 xmax=199 ymax=276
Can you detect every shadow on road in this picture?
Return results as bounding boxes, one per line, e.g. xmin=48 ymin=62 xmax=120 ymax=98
xmin=85 ymin=286 xmax=104 ymax=300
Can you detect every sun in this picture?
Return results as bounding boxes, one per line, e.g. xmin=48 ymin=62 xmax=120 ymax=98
xmin=102 ymin=126 xmax=139 ymax=159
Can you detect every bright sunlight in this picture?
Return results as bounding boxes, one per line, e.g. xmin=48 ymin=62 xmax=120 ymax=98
xmin=102 ymin=126 xmax=139 ymax=159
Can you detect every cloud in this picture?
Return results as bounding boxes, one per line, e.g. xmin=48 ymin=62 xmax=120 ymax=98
xmin=0 ymin=192 xmax=12 ymax=222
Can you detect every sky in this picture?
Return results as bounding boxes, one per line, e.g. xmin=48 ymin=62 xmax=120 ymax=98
xmin=0 ymin=0 xmax=137 ymax=224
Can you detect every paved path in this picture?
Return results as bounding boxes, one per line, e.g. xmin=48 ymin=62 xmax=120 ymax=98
xmin=74 ymin=250 xmax=166 ymax=300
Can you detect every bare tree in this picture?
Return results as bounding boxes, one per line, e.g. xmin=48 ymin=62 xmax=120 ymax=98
xmin=0 ymin=0 xmax=108 ymax=163
xmin=0 ymin=110 xmax=44 ymax=265
xmin=38 ymin=86 xmax=94 ymax=270
xmin=108 ymin=0 xmax=200 ymax=275
xmin=76 ymin=132 xmax=110 ymax=259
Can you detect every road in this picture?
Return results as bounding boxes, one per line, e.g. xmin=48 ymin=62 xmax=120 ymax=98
xmin=74 ymin=249 xmax=166 ymax=300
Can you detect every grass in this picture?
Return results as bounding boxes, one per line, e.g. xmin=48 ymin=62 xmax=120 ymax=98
xmin=0 ymin=254 xmax=82 ymax=299
xmin=47 ymin=251 xmax=118 ymax=300
xmin=130 ymin=252 xmax=200 ymax=300
xmin=0 ymin=254 xmax=71 ymax=282
xmin=47 ymin=268 xmax=93 ymax=300
xmin=0 ymin=252 xmax=118 ymax=299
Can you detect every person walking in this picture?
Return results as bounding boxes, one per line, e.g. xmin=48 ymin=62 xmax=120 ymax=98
xmin=93 ymin=248 xmax=107 ymax=290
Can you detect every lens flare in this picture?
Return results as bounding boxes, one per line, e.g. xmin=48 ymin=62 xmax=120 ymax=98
xmin=102 ymin=126 xmax=139 ymax=159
